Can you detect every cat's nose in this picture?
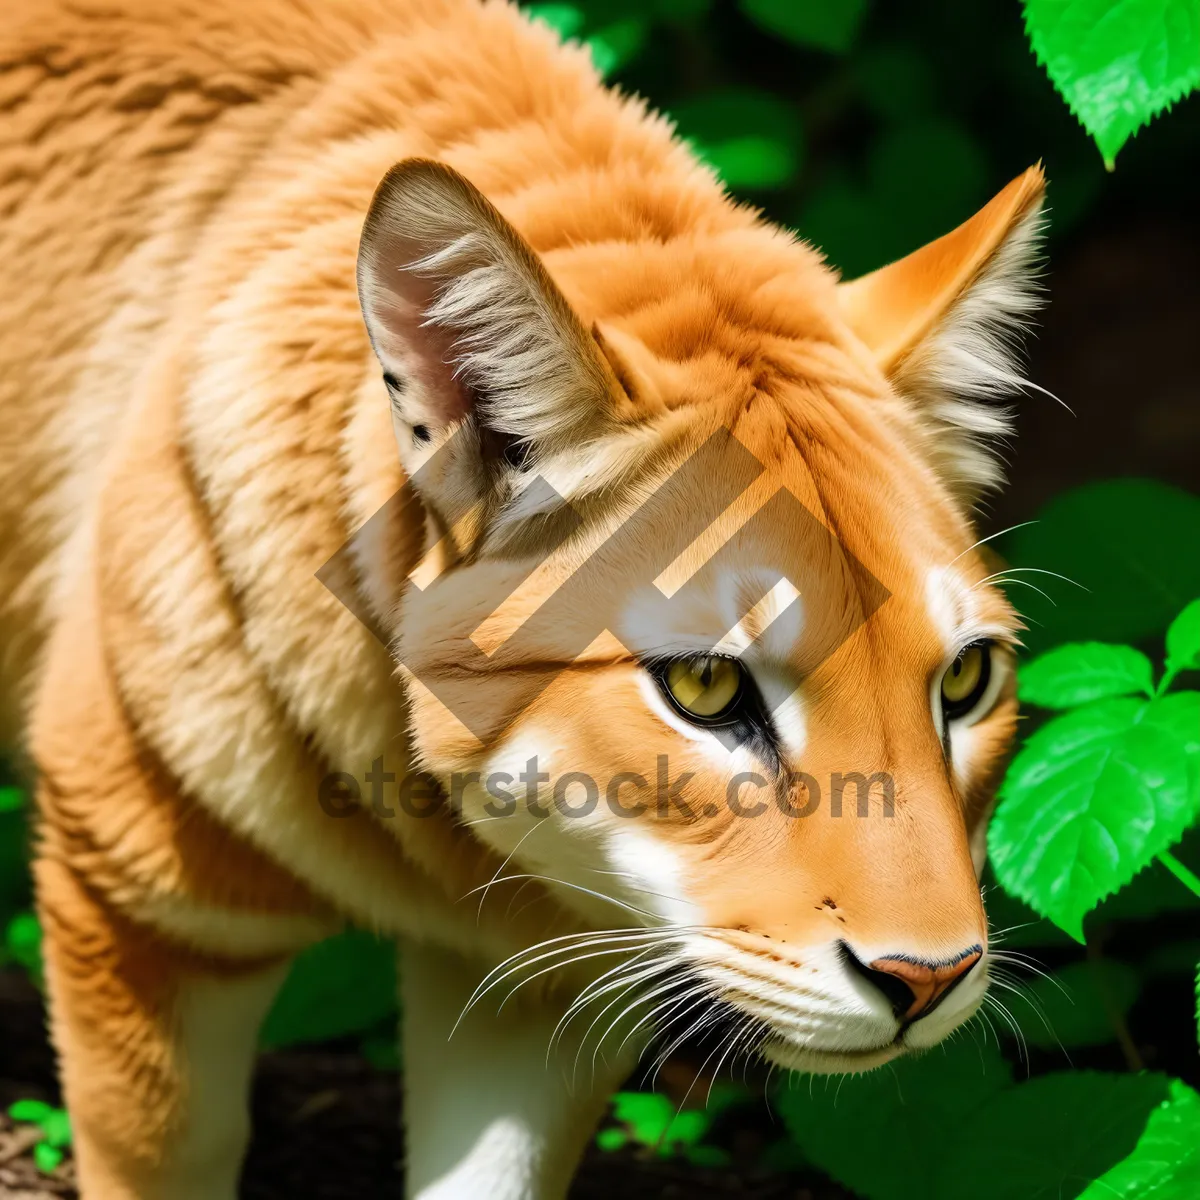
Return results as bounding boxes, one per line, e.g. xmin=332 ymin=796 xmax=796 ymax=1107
xmin=839 ymin=942 xmax=982 ymax=1022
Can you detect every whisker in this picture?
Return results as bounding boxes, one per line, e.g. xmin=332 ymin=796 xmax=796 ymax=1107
xmin=948 ymin=521 xmax=1040 ymax=567
xmin=459 ymin=874 xmax=665 ymax=923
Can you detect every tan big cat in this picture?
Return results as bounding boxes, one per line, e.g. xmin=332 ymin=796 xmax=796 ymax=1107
xmin=0 ymin=1 xmax=1043 ymax=1196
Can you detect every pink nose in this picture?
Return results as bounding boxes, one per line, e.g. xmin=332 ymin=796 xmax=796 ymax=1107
xmin=866 ymin=949 xmax=983 ymax=1021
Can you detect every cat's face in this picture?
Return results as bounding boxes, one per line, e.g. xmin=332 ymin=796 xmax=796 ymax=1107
xmin=359 ymin=159 xmax=1043 ymax=1072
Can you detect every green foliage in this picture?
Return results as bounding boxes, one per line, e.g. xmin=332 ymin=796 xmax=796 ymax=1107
xmin=776 ymin=1039 xmax=1011 ymax=1200
xmin=1165 ymin=598 xmax=1200 ymax=691
xmin=1017 ymin=643 xmax=1155 ymax=708
xmin=259 ymin=929 xmax=397 ymax=1050
xmin=8 ymin=1100 xmax=71 ymax=1174
xmin=3 ymin=910 xmax=42 ymax=983
xmin=1023 ymin=0 xmax=1200 ymax=168
xmin=671 ymin=88 xmax=803 ymax=189
xmin=1077 ymin=1079 xmax=1200 ymax=1198
xmin=990 ymin=605 xmax=1200 ymax=939
xmin=739 ymin=0 xmax=869 ymax=54
xmin=780 ymin=1054 xmax=1199 ymax=1200
xmin=597 ymin=1085 xmax=741 ymax=1164
xmin=1002 ymin=480 xmax=1200 ymax=656
xmin=1011 ymin=959 xmax=1141 ymax=1049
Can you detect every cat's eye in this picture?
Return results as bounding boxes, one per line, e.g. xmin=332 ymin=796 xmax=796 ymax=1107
xmin=940 ymin=641 xmax=993 ymax=720
xmin=662 ymin=656 xmax=745 ymax=723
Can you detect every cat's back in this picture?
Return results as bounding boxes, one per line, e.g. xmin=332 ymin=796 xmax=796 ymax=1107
xmin=0 ymin=0 xmax=456 ymax=739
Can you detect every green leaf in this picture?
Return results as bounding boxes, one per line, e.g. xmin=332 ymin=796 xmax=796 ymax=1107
xmin=40 ymin=1109 xmax=71 ymax=1149
xmin=359 ymin=1030 xmax=400 ymax=1072
xmin=1165 ymin=598 xmax=1200 ymax=679
xmin=682 ymin=1144 xmax=732 ymax=1167
xmin=935 ymin=1072 xmax=1175 ymax=1200
xmin=853 ymin=43 xmax=937 ymax=122
xmin=1001 ymin=481 xmax=1200 ymax=657
xmin=595 ymin=1127 xmax=627 ymax=1152
xmin=1023 ymin=0 xmax=1200 ymax=168
xmin=32 ymin=1142 xmax=63 ymax=1174
xmin=8 ymin=1099 xmax=53 ymax=1123
xmin=1010 ymin=960 xmax=1141 ymax=1050
xmin=586 ymin=18 xmax=648 ymax=76
xmin=671 ymin=88 xmax=802 ymax=191
xmin=739 ymin=0 xmax=869 ymax=54
xmin=990 ymin=692 xmax=1200 ymax=940
xmin=1093 ymin=839 xmax=1200 ymax=923
xmin=1140 ymin=938 xmax=1200 ymax=977
xmin=691 ymin=136 xmax=796 ymax=190
xmin=802 ymin=118 xmax=988 ymax=279
xmin=1077 ymin=1078 xmax=1200 ymax=1199
xmin=525 ymin=3 xmax=585 ymax=40
xmin=1020 ymin=643 xmax=1156 ymax=709
xmin=1196 ymin=963 xmax=1199 ymax=1048
xmin=776 ymin=1038 xmax=1011 ymax=1200
xmin=609 ymin=1091 xmax=721 ymax=1155
xmin=0 ymin=785 xmax=24 ymax=813
xmin=983 ymin=866 xmax=1075 ymax=947
xmin=259 ymin=930 xmax=397 ymax=1050
xmin=4 ymin=910 xmax=42 ymax=981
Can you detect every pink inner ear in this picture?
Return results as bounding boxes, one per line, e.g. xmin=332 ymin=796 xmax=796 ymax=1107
xmin=364 ymin=241 xmax=473 ymax=428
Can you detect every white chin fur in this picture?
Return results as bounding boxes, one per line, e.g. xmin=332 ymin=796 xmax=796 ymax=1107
xmin=759 ymin=1037 xmax=903 ymax=1075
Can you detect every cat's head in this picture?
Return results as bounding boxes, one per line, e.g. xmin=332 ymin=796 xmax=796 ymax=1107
xmin=356 ymin=159 xmax=1043 ymax=1072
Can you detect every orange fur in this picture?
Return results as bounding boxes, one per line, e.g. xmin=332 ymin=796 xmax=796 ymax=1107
xmin=0 ymin=2 xmax=1043 ymax=1196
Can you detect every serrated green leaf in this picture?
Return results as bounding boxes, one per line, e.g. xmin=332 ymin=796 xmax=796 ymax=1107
xmin=1092 ymin=837 xmax=1200 ymax=923
xmin=1165 ymin=598 xmax=1200 ymax=679
xmin=739 ymin=0 xmax=869 ymax=54
xmin=1077 ymin=1078 xmax=1200 ymax=1199
xmin=775 ymin=1038 xmax=1011 ymax=1200
xmin=1023 ymin=0 xmax=1200 ymax=168
xmin=936 ymin=1072 xmax=1174 ymax=1200
xmin=1001 ymin=481 xmax=1200 ymax=657
xmin=8 ymin=1099 xmax=52 ymax=1123
xmin=990 ymin=692 xmax=1200 ymax=939
xmin=1020 ymin=643 xmax=1156 ymax=709
xmin=1010 ymin=960 xmax=1141 ymax=1050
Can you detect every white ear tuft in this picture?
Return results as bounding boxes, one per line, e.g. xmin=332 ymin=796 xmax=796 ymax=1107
xmin=891 ymin=197 xmax=1047 ymax=498
xmin=357 ymin=159 xmax=618 ymax=462
xmin=837 ymin=166 xmax=1049 ymax=505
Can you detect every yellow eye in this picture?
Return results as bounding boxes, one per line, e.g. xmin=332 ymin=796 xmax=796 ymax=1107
xmin=665 ymin=656 xmax=744 ymax=721
xmin=941 ymin=643 xmax=991 ymax=717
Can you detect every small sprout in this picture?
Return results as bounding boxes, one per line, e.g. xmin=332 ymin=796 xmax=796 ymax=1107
xmin=8 ymin=1100 xmax=71 ymax=1174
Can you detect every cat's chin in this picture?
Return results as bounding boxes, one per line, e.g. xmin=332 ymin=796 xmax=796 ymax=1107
xmin=758 ymin=1036 xmax=903 ymax=1076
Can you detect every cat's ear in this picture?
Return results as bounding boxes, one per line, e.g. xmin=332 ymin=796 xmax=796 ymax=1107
xmin=357 ymin=158 xmax=621 ymax=521
xmin=837 ymin=165 xmax=1047 ymax=505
